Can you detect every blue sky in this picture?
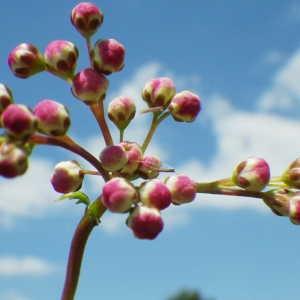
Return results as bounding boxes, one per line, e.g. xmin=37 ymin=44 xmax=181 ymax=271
xmin=1 ymin=1 xmax=300 ymax=299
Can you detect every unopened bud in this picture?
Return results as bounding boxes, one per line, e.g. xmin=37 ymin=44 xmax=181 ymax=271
xmin=0 ymin=142 xmax=28 ymax=178
xmin=139 ymin=179 xmax=172 ymax=210
xmin=165 ymin=174 xmax=197 ymax=205
xmin=102 ymin=177 xmax=136 ymax=213
xmin=1 ymin=104 xmax=36 ymax=140
xmin=33 ymin=99 xmax=70 ymax=136
xmin=71 ymin=2 xmax=104 ymax=38
xmin=51 ymin=160 xmax=84 ymax=193
xmin=0 ymin=84 xmax=13 ymax=116
xmin=99 ymin=145 xmax=128 ymax=172
xmin=168 ymin=91 xmax=201 ymax=122
xmin=108 ymin=96 xmax=136 ymax=131
xmin=71 ymin=68 xmax=109 ymax=105
xmin=126 ymin=205 xmax=164 ymax=240
xmin=262 ymin=188 xmax=291 ymax=216
xmin=142 ymin=78 xmax=175 ymax=109
xmin=91 ymin=39 xmax=126 ymax=75
xmin=232 ymin=156 xmax=270 ymax=191
xmin=44 ymin=40 xmax=79 ymax=79
xmin=8 ymin=43 xmax=46 ymax=79
xmin=281 ymin=158 xmax=300 ymax=189
xmin=139 ymin=155 xmax=161 ymax=179
xmin=288 ymin=191 xmax=300 ymax=225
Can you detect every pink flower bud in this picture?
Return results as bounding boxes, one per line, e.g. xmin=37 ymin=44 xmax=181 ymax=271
xmin=102 ymin=177 xmax=136 ymax=213
xmin=1 ymin=104 xmax=36 ymax=140
xmin=99 ymin=145 xmax=128 ymax=172
xmin=44 ymin=40 xmax=79 ymax=79
xmin=126 ymin=205 xmax=164 ymax=240
xmin=0 ymin=84 xmax=13 ymax=115
xmin=168 ymin=91 xmax=201 ymax=122
xmin=33 ymin=99 xmax=70 ymax=136
xmin=0 ymin=142 xmax=28 ymax=178
xmin=108 ymin=96 xmax=136 ymax=130
xmin=118 ymin=141 xmax=142 ymax=178
xmin=138 ymin=155 xmax=161 ymax=179
xmin=165 ymin=174 xmax=197 ymax=205
xmin=287 ymin=191 xmax=300 ymax=225
xmin=91 ymin=39 xmax=126 ymax=75
xmin=142 ymin=78 xmax=176 ymax=109
xmin=139 ymin=179 xmax=172 ymax=210
xmin=50 ymin=160 xmax=84 ymax=193
xmin=232 ymin=156 xmax=270 ymax=191
xmin=281 ymin=158 xmax=300 ymax=189
xmin=8 ymin=43 xmax=46 ymax=79
xmin=71 ymin=68 xmax=109 ymax=105
xmin=71 ymin=2 xmax=104 ymax=38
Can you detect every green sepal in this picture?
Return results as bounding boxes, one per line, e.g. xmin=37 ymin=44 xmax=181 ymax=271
xmin=55 ymin=191 xmax=90 ymax=206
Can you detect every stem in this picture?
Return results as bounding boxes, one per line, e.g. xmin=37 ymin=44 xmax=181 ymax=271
xmin=29 ymin=134 xmax=111 ymax=182
xmin=89 ymin=102 xmax=114 ymax=146
xmin=61 ymin=196 xmax=107 ymax=300
xmin=85 ymin=37 xmax=93 ymax=67
xmin=119 ymin=128 xmax=124 ymax=142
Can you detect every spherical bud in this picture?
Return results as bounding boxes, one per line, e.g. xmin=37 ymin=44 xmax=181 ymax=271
xmin=91 ymin=39 xmax=125 ymax=75
xmin=108 ymin=96 xmax=136 ymax=131
xmin=71 ymin=2 xmax=103 ymax=38
xmin=118 ymin=141 xmax=142 ymax=178
xmin=33 ymin=99 xmax=70 ymax=136
xmin=50 ymin=160 xmax=84 ymax=193
xmin=287 ymin=191 xmax=300 ymax=225
xmin=142 ymin=78 xmax=176 ymax=109
xmin=1 ymin=104 xmax=36 ymax=140
xmin=99 ymin=145 xmax=128 ymax=172
xmin=139 ymin=155 xmax=161 ymax=179
xmin=71 ymin=68 xmax=109 ymax=105
xmin=8 ymin=43 xmax=46 ymax=78
xmin=168 ymin=91 xmax=201 ymax=122
xmin=44 ymin=40 xmax=79 ymax=79
xmin=165 ymin=174 xmax=197 ymax=205
xmin=102 ymin=177 xmax=137 ymax=213
xmin=126 ymin=205 xmax=164 ymax=240
xmin=232 ymin=156 xmax=270 ymax=192
xmin=281 ymin=158 xmax=300 ymax=189
xmin=0 ymin=84 xmax=13 ymax=116
xmin=0 ymin=142 xmax=28 ymax=178
xmin=139 ymin=179 xmax=172 ymax=210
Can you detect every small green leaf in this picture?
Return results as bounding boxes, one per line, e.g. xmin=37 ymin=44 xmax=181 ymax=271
xmin=55 ymin=191 xmax=90 ymax=206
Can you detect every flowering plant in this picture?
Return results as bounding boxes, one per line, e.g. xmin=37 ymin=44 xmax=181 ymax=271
xmin=1 ymin=2 xmax=299 ymax=299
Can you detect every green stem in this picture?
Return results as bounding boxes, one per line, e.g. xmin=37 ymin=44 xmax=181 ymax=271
xmin=85 ymin=37 xmax=93 ymax=67
xmin=119 ymin=129 xmax=124 ymax=142
xmin=61 ymin=196 xmax=107 ymax=300
xmin=29 ymin=134 xmax=111 ymax=182
xmin=90 ymin=102 xmax=114 ymax=146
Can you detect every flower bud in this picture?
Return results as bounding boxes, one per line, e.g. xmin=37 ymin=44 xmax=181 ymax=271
xmin=142 ymin=78 xmax=176 ymax=109
xmin=286 ymin=191 xmax=300 ymax=224
xmin=50 ymin=160 xmax=84 ymax=193
xmin=139 ymin=179 xmax=172 ymax=210
xmin=33 ymin=99 xmax=70 ymax=136
xmin=0 ymin=142 xmax=28 ymax=178
xmin=71 ymin=68 xmax=109 ymax=105
xmin=262 ymin=188 xmax=291 ymax=216
xmin=0 ymin=84 xmax=13 ymax=115
xmin=1 ymin=104 xmax=36 ymax=140
xmin=44 ymin=40 xmax=79 ymax=79
xmin=138 ymin=155 xmax=162 ymax=179
xmin=8 ymin=43 xmax=46 ymax=78
xmin=102 ymin=177 xmax=136 ymax=213
xmin=168 ymin=91 xmax=201 ymax=122
xmin=126 ymin=205 xmax=164 ymax=240
xmin=118 ymin=141 xmax=142 ymax=178
xmin=281 ymin=158 xmax=300 ymax=189
xmin=99 ymin=145 xmax=128 ymax=172
xmin=165 ymin=174 xmax=197 ymax=205
xmin=71 ymin=2 xmax=103 ymax=38
xmin=108 ymin=96 xmax=136 ymax=131
xmin=232 ymin=157 xmax=270 ymax=191
xmin=91 ymin=39 xmax=126 ymax=75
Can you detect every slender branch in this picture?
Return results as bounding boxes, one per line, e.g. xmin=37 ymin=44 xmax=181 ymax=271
xmin=61 ymin=196 xmax=107 ymax=300
xmin=29 ymin=134 xmax=111 ymax=182
xmin=89 ymin=102 xmax=114 ymax=146
xmin=85 ymin=37 xmax=93 ymax=67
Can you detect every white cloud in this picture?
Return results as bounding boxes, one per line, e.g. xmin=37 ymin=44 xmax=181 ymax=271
xmin=0 ymin=256 xmax=59 ymax=276
xmin=0 ymin=290 xmax=32 ymax=300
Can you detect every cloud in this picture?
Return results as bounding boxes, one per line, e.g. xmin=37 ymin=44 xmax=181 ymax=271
xmin=0 ymin=290 xmax=31 ymax=300
xmin=0 ymin=256 xmax=59 ymax=276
